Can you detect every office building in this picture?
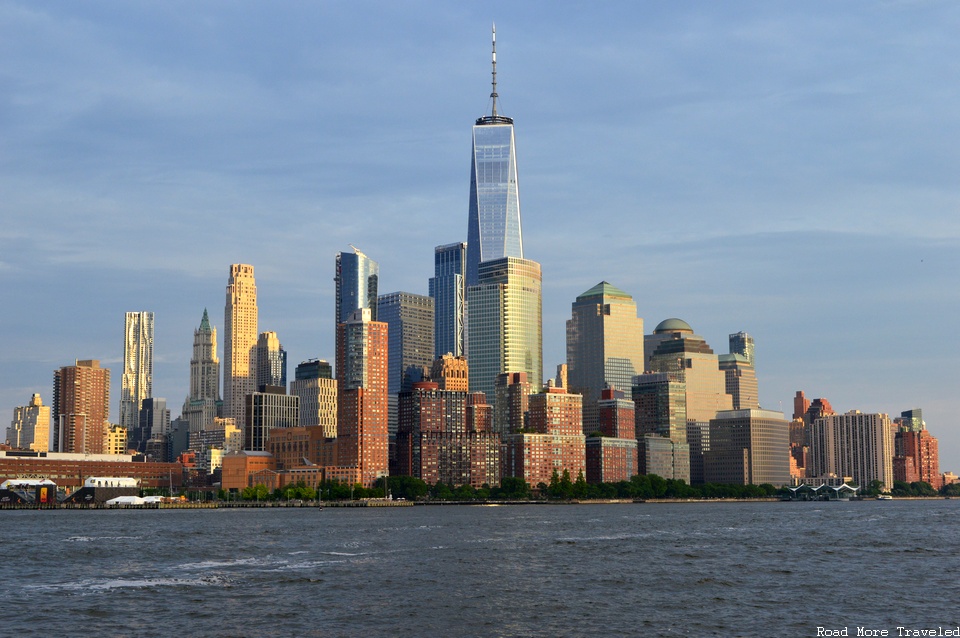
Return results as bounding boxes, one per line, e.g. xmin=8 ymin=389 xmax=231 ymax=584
xmin=223 ymin=264 xmax=258 ymax=427
xmin=646 ymin=319 xmax=733 ymax=484
xmin=465 ymin=26 xmax=523 ymax=288
xmin=633 ymin=373 xmax=691 ymax=482
xmin=335 ymin=246 xmax=379 ymax=325
xmin=244 ymin=386 xmax=299 ymax=452
xmin=120 ymin=311 xmax=154 ymax=434
xmin=290 ymin=360 xmax=337 ymax=438
xmin=182 ymin=309 xmax=221 ymax=434
xmin=896 ymin=408 xmax=925 ymax=433
xmin=808 ymin=411 xmax=894 ymax=491
xmin=728 ymin=331 xmax=755 ymax=368
xmin=376 ymin=292 xmax=435 ymax=394
xmin=704 ymin=409 xmax=791 ymax=486
xmin=133 ymin=397 xmax=170 ymax=453
xmin=430 ymin=354 xmax=469 ymax=392
xmin=466 ymin=256 xmax=542 ymax=404
xmin=105 ymin=424 xmax=128 ymax=455
xmin=336 ymin=308 xmax=389 ymax=487
xmin=256 ymin=331 xmax=287 ymax=390
xmin=7 ymin=394 xmax=50 ymax=452
xmin=718 ymin=354 xmax=759 ymax=410
xmin=566 ymin=281 xmax=644 ymax=433
xmin=430 ymin=242 xmax=467 ymax=357
xmin=52 ymin=360 xmax=110 ymax=454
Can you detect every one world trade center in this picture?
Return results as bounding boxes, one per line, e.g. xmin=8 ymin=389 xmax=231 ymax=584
xmin=465 ymin=24 xmax=523 ymax=288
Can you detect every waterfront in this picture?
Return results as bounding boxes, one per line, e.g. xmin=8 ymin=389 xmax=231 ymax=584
xmin=6 ymin=500 xmax=959 ymax=637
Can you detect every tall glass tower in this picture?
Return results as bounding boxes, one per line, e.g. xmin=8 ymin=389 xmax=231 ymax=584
xmin=466 ymin=256 xmax=542 ymax=404
xmin=465 ymin=25 xmax=523 ymax=288
xmin=429 ymin=242 xmax=466 ymax=357
xmin=335 ymin=246 xmax=379 ymax=326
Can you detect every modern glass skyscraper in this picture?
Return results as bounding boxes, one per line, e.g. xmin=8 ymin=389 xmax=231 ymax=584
xmin=335 ymin=247 xmax=379 ymax=326
xmin=429 ymin=242 xmax=466 ymax=357
xmin=256 ymin=331 xmax=287 ymax=390
xmin=120 ymin=311 xmax=154 ymax=434
xmin=466 ymin=256 xmax=542 ymax=405
xmin=728 ymin=331 xmax=755 ymax=368
xmin=465 ymin=26 xmax=523 ymax=288
xmin=565 ymin=281 xmax=644 ymax=433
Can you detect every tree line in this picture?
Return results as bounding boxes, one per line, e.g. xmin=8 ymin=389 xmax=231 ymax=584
xmin=224 ymin=472 xmax=783 ymax=502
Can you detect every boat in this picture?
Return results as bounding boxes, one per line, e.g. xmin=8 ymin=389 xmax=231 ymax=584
xmin=876 ymin=495 xmax=893 ymax=500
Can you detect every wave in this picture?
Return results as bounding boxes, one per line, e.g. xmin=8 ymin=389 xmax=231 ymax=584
xmin=26 ymin=575 xmax=225 ymax=593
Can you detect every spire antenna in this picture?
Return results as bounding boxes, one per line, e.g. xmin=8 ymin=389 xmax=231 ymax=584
xmin=490 ymin=23 xmax=498 ymax=117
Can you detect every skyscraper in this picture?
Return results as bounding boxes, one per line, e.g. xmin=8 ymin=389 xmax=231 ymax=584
xmin=728 ymin=331 xmax=755 ymax=368
xmin=134 ymin=397 xmax=170 ymax=453
xmin=808 ymin=410 xmax=894 ymax=490
xmin=377 ymin=292 xmax=435 ymax=395
xmin=223 ymin=264 xmax=258 ymax=427
xmin=430 ymin=242 xmax=466 ymax=357
xmin=377 ymin=292 xmax=435 ymax=445
xmin=645 ymin=319 xmax=733 ymax=484
xmin=290 ymin=359 xmax=337 ymax=437
xmin=52 ymin=360 xmax=110 ymax=454
xmin=466 ymin=256 xmax=542 ymax=404
xmin=465 ymin=26 xmax=523 ymax=288
xmin=336 ymin=308 xmax=389 ymax=487
xmin=566 ymin=281 xmax=645 ymax=433
xmin=7 ymin=394 xmax=50 ymax=452
xmin=256 ymin=331 xmax=287 ymax=390
xmin=182 ymin=309 xmax=220 ymax=434
xmin=120 ymin=311 xmax=153 ymax=434
xmin=335 ymin=246 xmax=379 ymax=327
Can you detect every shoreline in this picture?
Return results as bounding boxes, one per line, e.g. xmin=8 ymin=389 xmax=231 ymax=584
xmin=0 ymin=496 xmax=950 ymax=510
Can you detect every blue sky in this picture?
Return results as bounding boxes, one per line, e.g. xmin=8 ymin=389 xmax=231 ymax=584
xmin=3 ymin=2 xmax=959 ymax=471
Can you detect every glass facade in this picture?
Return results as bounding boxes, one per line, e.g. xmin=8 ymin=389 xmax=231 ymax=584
xmin=566 ymin=282 xmax=644 ymax=433
xmin=429 ymin=242 xmax=466 ymax=357
xmin=465 ymin=121 xmax=523 ymax=288
xmin=335 ymin=249 xmax=379 ymax=327
xmin=466 ymin=257 xmax=542 ymax=405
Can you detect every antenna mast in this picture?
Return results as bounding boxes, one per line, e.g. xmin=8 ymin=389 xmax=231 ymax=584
xmin=490 ymin=23 xmax=498 ymax=117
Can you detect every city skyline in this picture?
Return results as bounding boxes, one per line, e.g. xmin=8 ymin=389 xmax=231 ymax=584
xmin=2 ymin=3 xmax=959 ymax=469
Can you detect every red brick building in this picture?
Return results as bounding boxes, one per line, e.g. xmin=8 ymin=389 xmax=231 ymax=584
xmin=396 ymin=383 xmax=499 ymax=488
xmin=336 ymin=309 xmax=389 ymax=487
xmin=895 ymin=429 xmax=942 ymax=490
xmin=585 ymin=389 xmax=637 ymax=483
xmin=503 ymin=387 xmax=586 ymax=488
xmin=0 ymin=450 xmax=182 ymax=490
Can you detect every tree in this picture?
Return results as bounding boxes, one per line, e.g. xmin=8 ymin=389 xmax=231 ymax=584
xmin=573 ymin=470 xmax=589 ymax=499
xmin=496 ymin=476 xmax=529 ymax=499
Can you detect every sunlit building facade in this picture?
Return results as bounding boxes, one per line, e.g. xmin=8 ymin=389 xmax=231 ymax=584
xmin=223 ymin=264 xmax=258 ymax=427
xmin=808 ymin=411 xmax=894 ymax=491
xmin=566 ymin=281 xmax=645 ymax=434
xmin=466 ymin=257 xmax=542 ymax=406
xmin=335 ymin=247 xmax=379 ymax=326
xmin=120 ymin=311 xmax=153 ymax=434
xmin=182 ymin=309 xmax=220 ymax=435
xmin=53 ymin=360 xmax=110 ymax=455
xmin=7 ymin=394 xmax=50 ymax=452
xmin=336 ymin=308 xmax=389 ymax=488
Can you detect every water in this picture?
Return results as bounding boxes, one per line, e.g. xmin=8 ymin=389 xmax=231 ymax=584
xmin=4 ymin=500 xmax=959 ymax=637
